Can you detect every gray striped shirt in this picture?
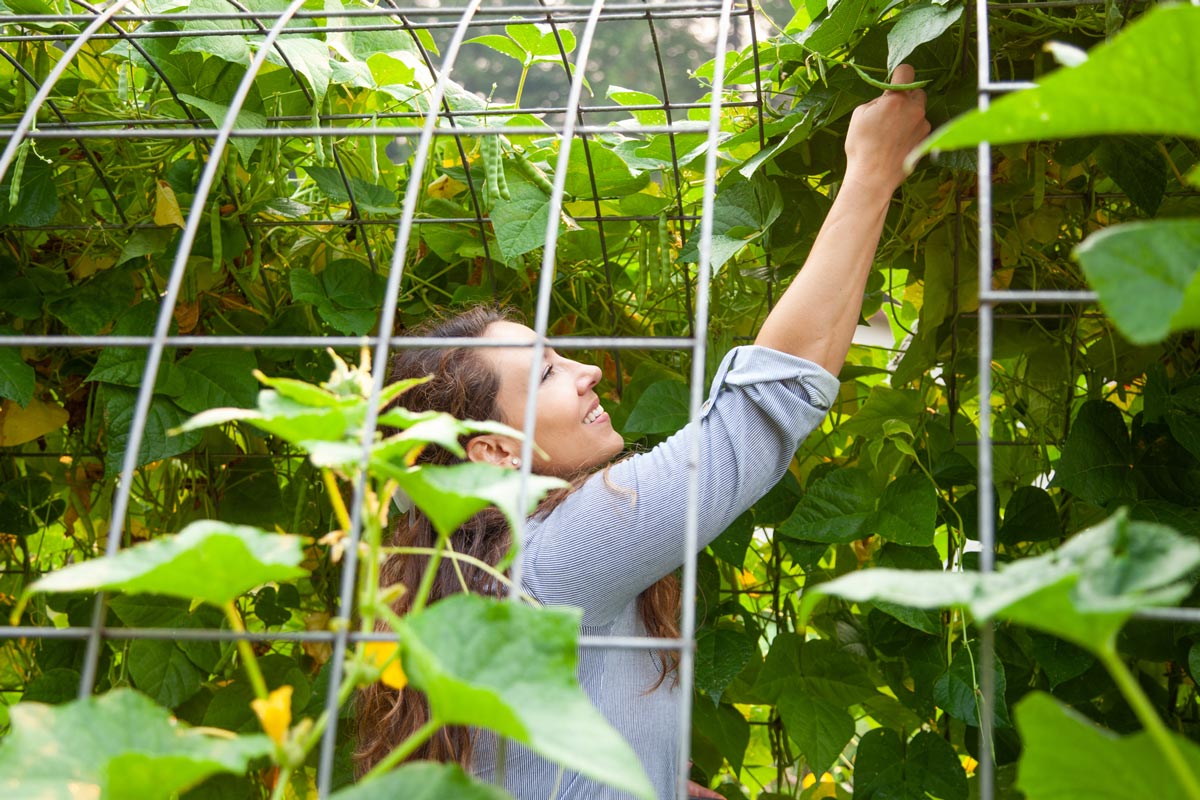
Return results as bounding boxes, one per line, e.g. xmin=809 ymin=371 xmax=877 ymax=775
xmin=473 ymin=345 xmax=840 ymax=799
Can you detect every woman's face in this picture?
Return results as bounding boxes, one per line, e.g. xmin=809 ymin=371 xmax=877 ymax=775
xmin=479 ymin=321 xmax=625 ymax=476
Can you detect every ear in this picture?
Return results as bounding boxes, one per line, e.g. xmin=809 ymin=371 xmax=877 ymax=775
xmin=465 ymin=434 xmax=522 ymax=468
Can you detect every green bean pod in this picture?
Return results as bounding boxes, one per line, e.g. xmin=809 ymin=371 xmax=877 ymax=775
xmin=512 ymin=146 xmax=554 ymax=197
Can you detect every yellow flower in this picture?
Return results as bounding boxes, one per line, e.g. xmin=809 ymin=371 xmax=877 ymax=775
xmin=251 ymin=685 xmax=293 ymax=745
xmin=962 ymin=755 xmax=979 ymax=776
xmin=801 ymin=772 xmax=837 ymax=798
xmin=363 ymin=642 xmax=408 ymax=690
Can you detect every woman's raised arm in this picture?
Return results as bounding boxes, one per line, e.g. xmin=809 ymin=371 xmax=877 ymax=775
xmin=754 ymin=64 xmax=931 ymax=372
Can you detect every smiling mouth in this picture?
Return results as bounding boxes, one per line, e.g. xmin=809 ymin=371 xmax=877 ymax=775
xmin=583 ymin=404 xmax=605 ymax=424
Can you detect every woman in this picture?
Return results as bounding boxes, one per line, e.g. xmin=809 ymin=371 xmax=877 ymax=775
xmin=356 ymin=67 xmax=930 ymax=798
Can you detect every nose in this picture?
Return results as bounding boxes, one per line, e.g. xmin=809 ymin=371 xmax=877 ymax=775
xmin=574 ymin=360 xmax=601 ymax=393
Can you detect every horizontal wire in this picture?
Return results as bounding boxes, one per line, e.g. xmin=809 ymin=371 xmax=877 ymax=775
xmin=0 ymin=624 xmax=691 ymax=650
xmin=0 ymin=7 xmax=753 ymax=43
xmin=12 ymin=123 xmax=723 ymax=139
xmin=23 ymin=100 xmax=757 ymax=130
xmin=0 ymin=335 xmax=698 ymax=350
xmin=978 ymin=289 xmax=1099 ymax=302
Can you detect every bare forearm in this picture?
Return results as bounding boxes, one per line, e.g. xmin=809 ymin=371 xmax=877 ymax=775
xmin=753 ymin=64 xmax=931 ymax=375
xmin=754 ymin=171 xmax=894 ymax=372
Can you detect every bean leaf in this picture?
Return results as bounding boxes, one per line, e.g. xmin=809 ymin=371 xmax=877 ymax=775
xmin=398 ymin=594 xmax=654 ymax=799
xmin=0 ymin=689 xmax=272 ymax=799
xmin=20 ymin=520 xmax=307 ymax=610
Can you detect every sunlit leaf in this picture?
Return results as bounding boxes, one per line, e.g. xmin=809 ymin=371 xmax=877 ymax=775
xmin=399 ymin=595 xmax=654 ymax=799
xmin=0 ymin=689 xmax=271 ymax=799
xmin=917 ymin=5 xmax=1200 ymax=157
xmin=887 ymin=0 xmax=963 ymax=74
xmin=22 ymin=520 xmax=307 ymax=609
xmin=1075 ymin=219 xmax=1200 ymax=345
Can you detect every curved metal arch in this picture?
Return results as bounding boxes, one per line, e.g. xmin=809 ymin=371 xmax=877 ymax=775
xmin=313 ymin=3 xmax=487 ymax=794
xmin=0 ymin=49 xmax=127 ymax=224
xmin=76 ymin=0 xmax=315 ymax=699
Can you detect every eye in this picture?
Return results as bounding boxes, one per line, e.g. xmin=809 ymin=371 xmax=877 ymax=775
xmin=540 ymin=364 xmax=554 ymax=383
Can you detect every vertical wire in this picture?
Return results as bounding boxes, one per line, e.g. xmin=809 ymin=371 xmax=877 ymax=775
xmin=676 ymin=1 xmax=736 ymax=797
xmin=73 ymin=0 xmax=310 ymax=699
xmin=314 ymin=3 xmax=485 ymax=795
xmin=503 ymin=1 xmax=608 ymax=788
xmin=974 ymin=0 xmax=996 ymax=795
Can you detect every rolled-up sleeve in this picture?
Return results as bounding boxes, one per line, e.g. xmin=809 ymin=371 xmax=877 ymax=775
xmin=518 ymin=345 xmax=839 ymax=626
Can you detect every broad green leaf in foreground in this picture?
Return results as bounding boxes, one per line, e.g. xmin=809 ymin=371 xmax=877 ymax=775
xmin=678 ymin=173 xmax=782 ymax=272
xmin=1074 ymin=219 xmax=1200 ymax=345
xmin=21 ymin=520 xmax=307 ymax=609
xmin=399 ymin=594 xmax=654 ymax=800
xmin=800 ymin=509 xmax=1200 ymax=654
xmin=0 ymin=688 xmax=271 ymax=800
xmin=915 ymin=4 xmax=1200 ymax=158
xmin=376 ymin=461 xmax=567 ymax=536
xmin=331 ymin=762 xmax=515 ymax=800
xmin=1015 ymin=692 xmax=1200 ymax=800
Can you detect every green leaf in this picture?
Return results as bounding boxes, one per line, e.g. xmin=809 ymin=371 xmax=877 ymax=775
xmin=840 ymin=386 xmax=926 ymax=437
xmin=331 ymin=762 xmax=515 ymax=800
xmin=872 ymin=474 xmax=936 ymax=546
xmin=998 ymin=486 xmax=1062 ymax=544
xmin=380 ymin=462 xmax=566 ymax=536
xmin=778 ymin=468 xmax=874 ymax=544
xmin=290 ymin=259 xmax=387 ymax=335
xmin=887 ymin=0 xmax=963 ymax=74
xmin=802 ymin=510 xmax=1200 ymax=655
xmin=606 ymin=86 xmax=667 ymax=126
xmin=1028 ymin=631 xmax=1093 ymax=689
xmin=622 ymin=379 xmax=690 ymax=435
xmin=777 ymin=692 xmax=854 ymax=776
xmin=691 ymin=701 xmax=750 ymax=776
xmin=269 ymin=39 xmax=332 ymax=106
xmin=23 ymin=520 xmax=307 ymax=608
xmin=933 ymin=641 xmax=1010 ymax=727
xmin=125 ymin=638 xmax=206 ymax=709
xmin=0 ymin=152 xmax=58 ymax=227
xmin=1050 ymin=400 xmax=1134 ymax=506
xmin=179 ymin=388 xmax=365 ymax=446
xmin=0 ymin=348 xmax=35 ymax=407
xmin=0 ymin=689 xmax=271 ymax=799
xmin=504 ymin=22 xmax=574 ymax=60
xmin=564 ymin=145 xmax=648 ymax=199
xmin=465 ymin=34 xmax=527 ymax=63
xmin=1094 ymin=137 xmax=1167 ymax=216
xmin=100 ymin=386 xmax=203 ymax=474
xmin=302 ymin=166 xmax=400 ymax=214
xmin=917 ymin=5 xmax=1200 ymax=156
xmin=490 ymin=174 xmax=555 ymax=262
xmin=1015 ymin=691 xmax=1200 ymax=800
xmin=400 ymin=595 xmax=654 ymax=799
xmin=790 ymin=0 xmax=875 ymax=55
xmin=1075 ymin=219 xmax=1200 ymax=346
xmin=852 ymin=729 xmax=968 ymax=800
xmin=175 ymin=0 xmax=250 ymax=64
xmin=173 ymin=350 xmax=259 ymax=415
xmin=177 ymin=94 xmax=264 ymax=164
xmin=695 ymin=627 xmax=757 ymax=705
xmin=678 ymin=174 xmax=783 ymax=272
xmin=108 ymin=595 xmax=223 ymax=673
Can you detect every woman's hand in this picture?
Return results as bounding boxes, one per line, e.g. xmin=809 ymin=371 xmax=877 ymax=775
xmin=843 ymin=64 xmax=932 ymax=198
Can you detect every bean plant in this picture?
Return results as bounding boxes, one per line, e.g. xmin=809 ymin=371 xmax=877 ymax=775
xmin=0 ymin=0 xmax=1198 ymax=798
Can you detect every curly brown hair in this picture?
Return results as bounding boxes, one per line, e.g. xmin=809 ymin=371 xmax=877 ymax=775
xmin=353 ymin=306 xmax=680 ymax=777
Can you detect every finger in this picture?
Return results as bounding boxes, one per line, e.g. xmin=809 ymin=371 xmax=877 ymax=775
xmin=889 ymin=63 xmax=916 ymax=88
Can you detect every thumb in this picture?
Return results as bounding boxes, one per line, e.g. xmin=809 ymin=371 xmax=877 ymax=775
xmin=889 ymin=63 xmax=916 ymax=87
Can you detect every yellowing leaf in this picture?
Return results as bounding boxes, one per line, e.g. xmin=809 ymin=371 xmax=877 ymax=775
xmin=363 ymin=641 xmax=408 ymax=690
xmin=427 ymin=173 xmax=466 ymax=200
xmin=250 ymin=685 xmax=293 ymax=745
xmin=154 ymin=180 xmax=185 ymax=228
xmin=0 ymin=398 xmax=68 ymax=446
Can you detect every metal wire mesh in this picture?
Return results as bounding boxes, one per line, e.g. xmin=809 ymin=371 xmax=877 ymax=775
xmin=5 ymin=0 xmax=1195 ymax=797
xmin=0 ymin=1 xmax=755 ymax=796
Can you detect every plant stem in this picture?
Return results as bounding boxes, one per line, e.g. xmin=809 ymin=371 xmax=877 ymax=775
xmin=223 ymin=601 xmax=269 ymax=702
xmin=267 ymin=766 xmax=292 ymax=800
xmin=1099 ymin=648 xmax=1200 ymax=800
xmin=409 ymin=535 xmax=446 ymax=614
xmin=361 ymin=718 xmax=440 ymax=781
xmin=322 ymin=469 xmax=353 ymax=535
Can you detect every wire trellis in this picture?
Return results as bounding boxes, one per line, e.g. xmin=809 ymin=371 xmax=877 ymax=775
xmin=2 ymin=0 xmax=1194 ymax=798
